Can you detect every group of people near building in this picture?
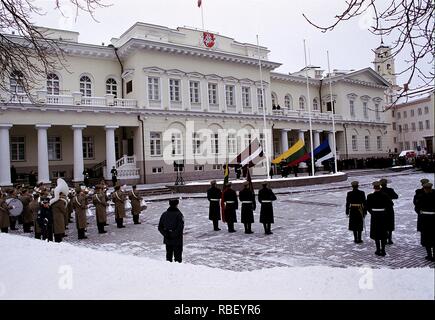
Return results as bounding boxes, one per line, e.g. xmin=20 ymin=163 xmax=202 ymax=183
xmin=0 ymin=181 xmax=146 ymax=242
xmin=346 ymin=178 xmax=435 ymax=261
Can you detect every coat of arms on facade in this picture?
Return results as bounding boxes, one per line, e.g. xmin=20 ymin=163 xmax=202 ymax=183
xmin=203 ymin=32 xmax=215 ymax=48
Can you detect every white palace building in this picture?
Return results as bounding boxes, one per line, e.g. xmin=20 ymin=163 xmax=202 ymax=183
xmin=0 ymin=22 xmax=394 ymax=186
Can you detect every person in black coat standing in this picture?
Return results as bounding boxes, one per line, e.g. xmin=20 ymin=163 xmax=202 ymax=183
xmin=207 ymin=180 xmax=222 ymax=231
xmin=239 ymin=181 xmax=256 ymax=234
xmin=258 ymin=182 xmax=277 ymax=235
xmin=158 ymin=199 xmax=184 ymax=263
xmin=413 ymin=178 xmax=429 ymax=235
xmin=414 ymin=182 xmax=435 ymax=261
xmin=345 ymin=181 xmax=367 ymax=243
xmin=366 ymin=181 xmax=393 ymax=256
xmin=37 ymin=196 xmax=53 ymax=242
xmin=379 ymin=178 xmax=399 ymax=244
xmin=223 ymin=182 xmax=238 ymax=232
xmin=28 ymin=170 xmax=37 ymax=188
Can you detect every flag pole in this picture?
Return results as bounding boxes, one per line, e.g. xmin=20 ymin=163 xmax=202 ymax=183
xmin=303 ymin=39 xmax=315 ymax=176
xmin=201 ymin=2 xmax=205 ymax=30
xmin=327 ymin=50 xmax=338 ymax=173
xmin=256 ymin=34 xmax=270 ymax=180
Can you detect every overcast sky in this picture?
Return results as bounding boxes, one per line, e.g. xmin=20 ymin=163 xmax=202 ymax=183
xmin=32 ymin=0 xmax=430 ymax=89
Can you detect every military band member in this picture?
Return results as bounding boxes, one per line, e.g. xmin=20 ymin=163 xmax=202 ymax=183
xmin=129 ymin=185 xmax=143 ymax=225
xmin=158 ymin=198 xmax=184 ymax=263
xmin=112 ymin=185 xmax=126 ymax=228
xmin=19 ymin=189 xmax=33 ymax=233
xmin=345 ymin=181 xmax=367 ymax=243
xmin=239 ymin=181 xmax=256 ymax=234
xmin=72 ymin=188 xmax=88 ymax=239
xmin=207 ymin=180 xmax=222 ymax=231
xmin=223 ymin=182 xmax=238 ymax=233
xmin=258 ymin=182 xmax=277 ymax=235
xmin=413 ymin=178 xmax=429 ymax=234
xmin=414 ymin=182 xmax=435 ymax=261
xmin=7 ymin=189 xmax=18 ymax=230
xmin=29 ymin=193 xmax=41 ymax=239
xmin=92 ymin=185 xmax=108 ymax=233
xmin=67 ymin=193 xmax=74 ymax=224
xmin=366 ymin=181 xmax=393 ymax=256
xmin=379 ymin=178 xmax=399 ymax=244
xmin=51 ymin=192 xmax=67 ymax=242
xmin=37 ymin=197 xmax=53 ymax=242
xmin=0 ymin=191 xmax=11 ymax=233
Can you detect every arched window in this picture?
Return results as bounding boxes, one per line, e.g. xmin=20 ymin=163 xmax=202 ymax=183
xmin=313 ymin=98 xmax=319 ymax=111
xmin=106 ymin=78 xmax=117 ymax=98
xmin=299 ymin=96 xmax=305 ymax=110
xmin=284 ymin=94 xmax=292 ymax=109
xmin=10 ymin=70 xmax=24 ymax=93
xmin=47 ymin=73 xmax=60 ymax=95
xmin=80 ymin=75 xmax=92 ymax=97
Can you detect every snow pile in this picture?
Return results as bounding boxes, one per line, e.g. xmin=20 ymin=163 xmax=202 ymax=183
xmin=0 ymin=234 xmax=433 ymax=300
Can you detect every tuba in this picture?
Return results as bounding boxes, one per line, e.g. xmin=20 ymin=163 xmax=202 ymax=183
xmin=49 ymin=178 xmax=70 ymax=205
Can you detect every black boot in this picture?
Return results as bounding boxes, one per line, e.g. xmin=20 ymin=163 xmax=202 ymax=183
xmin=263 ymin=223 xmax=268 ymax=234
xmin=357 ymin=231 xmax=363 ymax=243
xmin=213 ymin=220 xmax=220 ymax=231
xmin=246 ymin=223 xmax=253 ymax=234
xmin=244 ymin=223 xmax=249 ymax=234
xmin=116 ymin=218 xmax=125 ymax=228
xmin=97 ymin=223 xmax=107 ymax=234
xmin=425 ymin=246 xmax=433 ymax=261
xmin=78 ymin=229 xmax=87 ymax=239
xmin=228 ymin=222 xmax=236 ymax=232
xmin=133 ymin=214 xmax=141 ymax=224
xmin=353 ymin=231 xmax=358 ymax=243
xmin=54 ymin=234 xmax=62 ymax=243
xmin=381 ymin=240 xmax=386 ymax=256
xmin=375 ymin=240 xmax=381 ymax=255
xmin=387 ymin=231 xmax=394 ymax=245
xmin=267 ymin=223 xmax=273 ymax=234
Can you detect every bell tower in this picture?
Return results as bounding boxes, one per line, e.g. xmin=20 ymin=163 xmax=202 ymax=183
xmin=373 ymin=40 xmax=396 ymax=86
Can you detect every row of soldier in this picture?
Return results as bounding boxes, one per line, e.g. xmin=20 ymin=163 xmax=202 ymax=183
xmin=346 ymin=178 xmax=435 ymax=261
xmin=0 ymin=183 xmax=146 ymax=242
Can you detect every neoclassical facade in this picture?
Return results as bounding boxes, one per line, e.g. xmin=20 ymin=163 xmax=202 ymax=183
xmin=0 ymin=22 xmax=392 ymax=186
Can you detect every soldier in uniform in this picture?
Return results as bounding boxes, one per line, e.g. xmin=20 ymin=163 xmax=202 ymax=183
xmin=112 ymin=185 xmax=126 ymax=228
xmin=414 ymin=182 xmax=435 ymax=261
xmin=345 ymin=181 xmax=367 ymax=243
xmin=223 ymin=182 xmax=238 ymax=232
xmin=413 ymin=178 xmax=429 ymax=235
xmin=366 ymin=181 xmax=393 ymax=256
xmin=37 ymin=196 xmax=53 ymax=241
xmin=19 ymin=189 xmax=33 ymax=233
xmin=158 ymin=198 xmax=184 ymax=263
xmin=379 ymin=178 xmax=399 ymax=244
xmin=258 ymin=182 xmax=277 ymax=235
xmin=92 ymin=185 xmax=108 ymax=234
xmin=7 ymin=188 xmax=18 ymax=230
xmin=51 ymin=192 xmax=67 ymax=242
xmin=111 ymin=166 xmax=118 ymax=187
xmin=0 ymin=191 xmax=12 ymax=233
xmin=72 ymin=187 xmax=88 ymax=239
xmin=239 ymin=181 xmax=256 ymax=234
xmin=29 ymin=193 xmax=41 ymax=239
xmin=129 ymin=185 xmax=143 ymax=225
xmin=207 ymin=180 xmax=222 ymax=231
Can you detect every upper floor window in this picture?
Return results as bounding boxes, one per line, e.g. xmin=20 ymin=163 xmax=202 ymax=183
xmin=208 ymin=83 xmax=218 ymax=105
xmin=257 ymin=88 xmax=264 ymax=110
xmin=47 ymin=73 xmax=60 ymax=95
xmin=284 ymin=94 xmax=293 ymax=109
xmin=171 ymin=132 xmax=182 ymax=155
xmin=424 ymin=106 xmax=429 ymax=114
xmin=419 ymin=121 xmax=423 ymax=130
xmin=192 ymin=132 xmax=201 ymax=155
xmin=313 ymin=98 xmax=319 ymax=111
xmin=10 ymin=71 xmax=24 ymax=94
xmin=351 ymin=135 xmax=357 ymax=151
xmin=392 ymin=122 xmax=396 ymax=130
xmin=377 ymin=136 xmax=382 ymax=150
xmin=299 ymin=96 xmax=305 ymax=110
xmin=225 ymin=85 xmax=235 ymax=107
xmin=425 ymin=120 xmax=430 ymax=129
xmin=375 ymin=104 xmax=380 ymax=120
xmin=105 ymin=78 xmax=117 ymax=98
xmin=271 ymin=92 xmax=277 ymax=107
xmin=418 ymin=108 xmax=422 ymax=115
xmin=411 ymin=123 xmax=416 ymax=131
xmin=363 ymin=102 xmax=368 ymax=118
xmin=365 ymin=136 xmax=370 ymax=151
xmin=349 ymin=100 xmax=355 ymax=117
xmin=169 ymin=79 xmax=181 ymax=102
xmin=211 ymin=133 xmax=219 ymax=155
xmin=242 ymin=86 xmax=251 ymax=108
xmin=150 ymin=132 xmax=162 ymax=156
xmin=148 ymin=77 xmax=160 ymax=101
xmin=79 ymin=75 xmax=92 ymax=97
xmin=227 ymin=133 xmax=237 ymax=154
xmin=410 ymin=109 xmax=415 ymax=117
xmin=190 ymin=81 xmax=200 ymax=104
xmin=397 ymin=111 xmax=401 ymax=119
xmin=403 ymin=110 xmax=407 ymax=118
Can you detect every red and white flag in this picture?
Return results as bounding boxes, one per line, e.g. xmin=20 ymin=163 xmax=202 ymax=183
xmin=197 ymin=0 xmax=202 ymax=8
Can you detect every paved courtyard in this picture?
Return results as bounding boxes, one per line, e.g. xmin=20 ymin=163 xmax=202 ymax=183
xmin=10 ymin=170 xmax=435 ymax=271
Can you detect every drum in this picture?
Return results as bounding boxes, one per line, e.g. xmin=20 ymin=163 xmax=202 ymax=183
xmin=5 ymin=198 xmax=23 ymax=217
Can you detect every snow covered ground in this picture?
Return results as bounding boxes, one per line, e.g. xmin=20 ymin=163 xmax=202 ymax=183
xmin=0 ymin=169 xmax=434 ymax=299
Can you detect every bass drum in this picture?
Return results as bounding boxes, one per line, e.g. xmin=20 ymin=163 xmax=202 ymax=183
xmin=5 ymin=198 xmax=24 ymax=217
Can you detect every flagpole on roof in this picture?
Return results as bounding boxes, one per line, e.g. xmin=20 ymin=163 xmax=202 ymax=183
xmin=198 ymin=0 xmax=205 ymax=30
xmin=327 ymin=50 xmax=338 ymax=173
xmin=256 ymin=34 xmax=271 ymax=180
xmin=303 ymin=39 xmax=315 ymax=176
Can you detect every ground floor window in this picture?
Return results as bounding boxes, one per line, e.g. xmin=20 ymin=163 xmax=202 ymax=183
xmin=194 ymin=165 xmax=204 ymax=171
xmin=83 ymin=136 xmax=94 ymax=159
xmin=10 ymin=136 xmax=25 ymax=161
xmin=48 ymin=136 xmax=62 ymax=161
xmin=152 ymin=167 xmax=163 ymax=174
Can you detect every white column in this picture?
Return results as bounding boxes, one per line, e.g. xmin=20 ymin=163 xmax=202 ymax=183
xmin=314 ymin=130 xmax=321 ymax=148
xmin=0 ymin=124 xmax=13 ymax=186
xmin=329 ymin=131 xmax=335 ymax=153
xmin=72 ymin=125 xmax=86 ymax=182
xmin=105 ymin=125 xmax=119 ymax=179
xmin=35 ymin=124 xmax=51 ymax=184
xmin=298 ymin=130 xmax=307 ymax=168
xmin=281 ymin=129 xmax=289 ymax=153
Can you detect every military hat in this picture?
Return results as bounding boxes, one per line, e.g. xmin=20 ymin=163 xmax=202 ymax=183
xmin=379 ymin=178 xmax=388 ymax=185
xmin=210 ymin=180 xmax=217 ymax=185
xmin=423 ymin=182 xmax=433 ymax=189
xmin=372 ymin=181 xmax=381 ymax=188
xmin=420 ymin=178 xmax=429 ymax=185
xmin=243 ymin=181 xmax=249 ymax=186
xmin=169 ymin=198 xmax=179 ymax=206
xmin=351 ymin=181 xmax=359 ymax=187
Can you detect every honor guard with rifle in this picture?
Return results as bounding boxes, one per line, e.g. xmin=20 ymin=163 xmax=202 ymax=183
xmin=345 ymin=181 xmax=367 ymax=243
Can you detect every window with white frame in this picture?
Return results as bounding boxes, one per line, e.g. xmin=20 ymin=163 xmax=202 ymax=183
xmin=242 ymin=86 xmax=251 ymax=108
xmin=351 ymin=135 xmax=357 ymax=151
xmin=152 ymin=167 xmax=163 ymax=174
xmin=47 ymin=73 xmax=60 ymax=95
xmin=106 ymin=78 xmax=117 ymax=98
xmin=150 ymin=132 xmax=162 ymax=156
xmin=10 ymin=71 xmax=24 ymax=94
xmin=313 ymin=98 xmax=319 ymax=111
xmin=377 ymin=136 xmax=382 ymax=150
xmin=82 ymin=136 xmax=94 ymax=159
xmin=257 ymin=88 xmax=264 ymax=109
xmin=397 ymin=111 xmax=401 ymax=119
xmin=349 ymin=100 xmax=355 ymax=117
xmin=284 ymin=94 xmax=292 ymax=109
xmin=148 ymin=77 xmax=160 ymax=101
xmin=208 ymin=83 xmax=218 ymax=105
xmin=363 ymin=102 xmax=368 ymax=118
xmin=225 ymin=85 xmax=235 ymax=107
xmin=244 ymin=134 xmax=252 ymax=148
xmin=424 ymin=106 xmax=429 ymax=114
xmin=192 ymin=132 xmax=201 ymax=155
xmin=418 ymin=108 xmax=422 ymax=115
xmin=411 ymin=109 xmax=415 ymax=117
xmin=171 ymin=132 xmax=182 ymax=155
xmin=48 ymin=136 xmax=62 ymax=160
xmin=393 ymin=137 xmax=397 ymax=144
xmin=10 ymin=136 xmax=25 ymax=161
xmin=365 ymin=136 xmax=370 ymax=150
xmin=190 ymin=81 xmax=200 ymax=104
xmin=404 ymin=111 xmax=407 ymax=118
xmin=194 ymin=165 xmax=204 ymax=171
xmin=227 ymin=133 xmax=236 ymax=154
xmin=426 ymin=120 xmax=430 ymax=129
xmin=212 ymin=164 xmax=222 ymax=170
xmin=375 ymin=104 xmax=380 ymax=120
xmin=79 ymin=75 xmax=92 ymax=97
xmin=419 ymin=121 xmax=423 ymax=130
xmin=404 ymin=124 xmax=408 ymax=132
xmin=211 ymin=133 xmax=219 ymax=155
xmin=392 ymin=122 xmax=396 ymax=130
xmin=299 ymin=96 xmax=305 ymax=110
xmin=411 ymin=123 xmax=416 ymax=131
xmin=169 ymin=79 xmax=181 ymax=102
xmin=398 ymin=125 xmax=402 ymax=133
xmin=51 ymin=171 xmax=66 ymax=178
